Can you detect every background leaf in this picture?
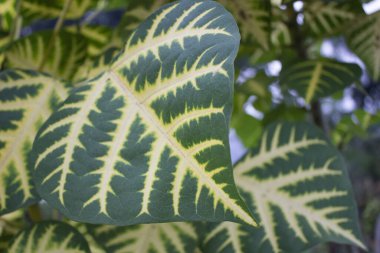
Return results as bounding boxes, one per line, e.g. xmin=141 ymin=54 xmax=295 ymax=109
xmin=345 ymin=11 xmax=380 ymax=81
xmin=87 ymin=222 xmax=198 ymax=253
xmin=202 ymin=122 xmax=365 ymax=253
xmin=8 ymin=221 xmax=90 ymax=253
xmin=0 ymin=0 xmax=17 ymax=31
xmin=21 ymin=0 xmax=96 ymax=25
xmin=303 ymin=1 xmax=360 ymax=37
xmin=0 ymin=69 xmax=68 ymax=215
xmin=4 ymin=31 xmax=87 ymax=80
xmin=279 ymin=59 xmax=362 ymax=104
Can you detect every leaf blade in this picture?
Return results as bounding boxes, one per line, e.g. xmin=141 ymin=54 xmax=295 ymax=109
xmin=202 ymin=122 xmax=365 ymax=253
xmin=32 ymin=0 xmax=256 ymax=227
xmin=0 ymin=69 xmax=68 ymax=215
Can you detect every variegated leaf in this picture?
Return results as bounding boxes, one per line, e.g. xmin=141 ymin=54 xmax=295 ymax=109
xmin=202 ymin=122 xmax=365 ymax=253
xmin=68 ymin=222 xmax=106 ymax=253
xmin=4 ymin=31 xmax=87 ymax=80
xmin=279 ymin=59 xmax=361 ymax=104
xmin=346 ymin=11 xmax=380 ymax=81
xmin=32 ymin=0 xmax=256 ymax=227
xmin=304 ymin=1 xmax=358 ymax=37
xmin=8 ymin=221 xmax=90 ymax=253
xmin=0 ymin=0 xmax=17 ymax=31
xmin=87 ymin=222 xmax=198 ymax=253
xmin=0 ymin=69 xmax=68 ymax=215
xmin=0 ymin=210 xmax=23 ymax=252
xmin=21 ymin=0 xmax=95 ymax=25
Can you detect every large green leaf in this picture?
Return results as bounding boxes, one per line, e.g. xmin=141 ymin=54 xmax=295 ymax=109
xmin=8 ymin=221 xmax=90 ymax=253
xmin=32 ymin=0 xmax=256 ymax=227
xmin=4 ymin=31 xmax=87 ymax=80
xmin=87 ymin=222 xmax=198 ymax=253
xmin=279 ymin=59 xmax=361 ymax=104
xmin=346 ymin=11 xmax=380 ymax=81
xmin=202 ymin=122 xmax=365 ymax=253
xmin=0 ymin=69 xmax=68 ymax=215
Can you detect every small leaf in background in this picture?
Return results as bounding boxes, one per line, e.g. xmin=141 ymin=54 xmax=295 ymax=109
xmin=87 ymin=223 xmax=198 ymax=253
xmin=346 ymin=11 xmax=380 ymax=81
xmin=4 ymin=31 xmax=87 ymax=81
xmin=0 ymin=69 xmax=68 ymax=215
xmin=21 ymin=0 xmax=96 ymax=25
xmin=32 ymin=0 xmax=257 ymax=227
xmin=280 ymin=59 xmax=362 ymax=104
xmin=8 ymin=221 xmax=91 ymax=253
xmin=303 ymin=1 xmax=362 ymax=37
xmin=202 ymin=122 xmax=365 ymax=253
xmin=219 ymin=0 xmax=270 ymax=50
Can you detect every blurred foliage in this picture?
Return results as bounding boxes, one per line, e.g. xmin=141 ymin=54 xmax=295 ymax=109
xmin=0 ymin=0 xmax=379 ymax=252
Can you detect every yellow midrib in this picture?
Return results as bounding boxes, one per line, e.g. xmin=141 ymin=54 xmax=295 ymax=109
xmin=109 ymin=70 xmax=257 ymax=227
xmin=305 ymin=62 xmax=323 ymax=104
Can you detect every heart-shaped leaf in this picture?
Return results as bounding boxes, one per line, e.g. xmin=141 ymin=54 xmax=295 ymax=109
xmin=202 ymin=122 xmax=365 ymax=253
xmin=0 ymin=69 xmax=68 ymax=215
xmin=32 ymin=0 xmax=256 ymax=227
xmin=8 ymin=221 xmax=90 ymax=253
xmin=280 ymin=59 xmax=361 ymax=104
xmin=87 ymin=222 xmax=198 ymax=253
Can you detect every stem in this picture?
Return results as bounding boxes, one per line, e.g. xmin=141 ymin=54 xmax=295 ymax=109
xmin=38 ymin=0 xmax=73 ymax=71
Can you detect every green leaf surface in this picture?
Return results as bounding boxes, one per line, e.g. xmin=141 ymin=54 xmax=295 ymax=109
xmin=346 ymin=11 xmax=380 ymax=81
xmin=32 ymin=0 xmax=256 ymax=227
xmin=0 ymin=69 xmax=68 ymax=215
xmin=202 ymin=122 xmax=365 ymax=253
xmin=280 ymin=59 xmax=361 ymax=104
xmin=4 ymin=31 xmax=88 ymax=81
xmin=8 ymin=221 xmax=90 ymax=253
xmin=87 ymin=222 xmax=198 ymax=253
